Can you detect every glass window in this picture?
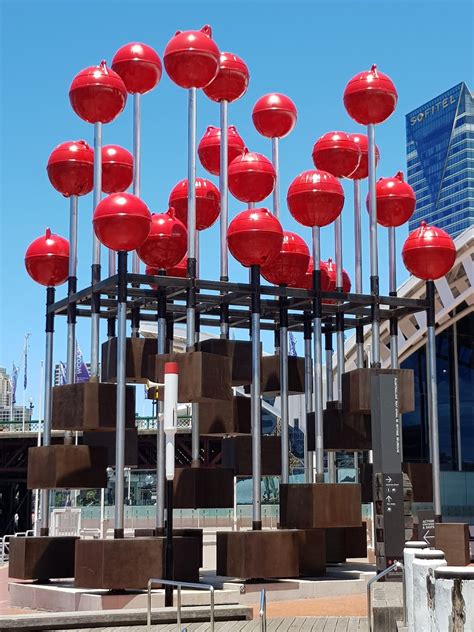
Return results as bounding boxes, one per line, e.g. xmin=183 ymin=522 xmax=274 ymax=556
xmin=457 ymin=314 xmax=474 ymax=470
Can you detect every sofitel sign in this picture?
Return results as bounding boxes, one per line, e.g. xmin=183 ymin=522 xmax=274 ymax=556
xmin=410 ymin=93 xmax=457 ymax=125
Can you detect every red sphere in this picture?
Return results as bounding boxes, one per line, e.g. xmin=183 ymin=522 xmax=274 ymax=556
xmin=146 ymin=255 xmax=188 ymax=288
xmin=168 ymin=178 xmax=220 ymax=231
xmin=347 ymin=133 xmax=380 ymax=180
xmin=369 ymin=171 xmax=416 ymax=227
xmin=137 ymin=208 xmax=187 ymax=268
xmin=93 ymin=192 xmax=151 ymax=251
xmin=344 ymin=64 xmax=397 ymax=125
xmin=111 ymin=42 xmax=162 ymax=94
xmin=198 ymin=125 xmax=245 ymax=176
xmin=101 ymin=145 xmax=134 ymax=194
xmin=300 ymin=257 xmax=331 ymax=291
xmin=227 ymin=207 xmax=283 ymax=267
xmin=69 ymin=61 xmax=127 ymax=124
xmin=25 ymin=228 xmax=69 ymax=287
xmin=252 ymin=93 xmax=297 ymax=138
xmin=287 ymin=170 xmax=345 ymax=227
xmin=312 ymin=131 xmax=361 ymax=179
xmin=228 ymin=149 xmax=276 ymax=203
xmin=203 ymin=51 xmax=249 ymax=102
xmin=261 ymin=231 xmax=310 ymax=287
xmin=323 ymin=258 xmax=351 ymax=303
xmin=47 ymin=140 xmax=94 ymax=197
xmin=402 ymin=221 xmax=456 ymax=280
xmin=164 ymin=25 xmax=220 ymax=89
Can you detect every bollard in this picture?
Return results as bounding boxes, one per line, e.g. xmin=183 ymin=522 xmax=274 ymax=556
xmin=403 ymin=540 xmax=429 ymax=631
xmin=433 ymin=566 xmax=474 ymax=631
xmin=412 ymin=549 xmax=446 ymax=632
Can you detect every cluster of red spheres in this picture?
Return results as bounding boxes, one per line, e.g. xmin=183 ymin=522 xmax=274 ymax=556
xmin=137 ymin=208 xmax=187 ymax=269
xmin=25 ymin=228 xmax=69 ymax=287
xmin=312 ymin=131 xmax=361 ymax=179
xmin=203 ymin=51 xmax=249 ymax=102
xmin=93 ymin=192 xmax=151 ymax=252
xmin=145 ymin=254 xmax=188 ymax=289
xmin=261 ymin=231 xmax=310 ymax=287
xmin=47 ymin=140 xmax=94 ymax=197
xmin=168 ymin=178 xmax=220 ymax=230
xmin=198 ymin=125 xmax=245 ymax=176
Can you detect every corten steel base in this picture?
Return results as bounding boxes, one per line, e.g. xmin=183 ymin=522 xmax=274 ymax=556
xmin=217 ymin=530 xmax=299 ymax=579
xmin=199 ymin=396 xmax=251 ymax=434
xmin=134 ymin=528 xmax=203 ymax=567
xmin=435 ymin=523 xmax=470 ymax=566
xmin=101 ymin=337 xmax=157 ymax=384
xmin=244 ymin=355 xmax=305 ymax=395
xmin=149 ymin=352 xmax=232 ymax=403
xmin=173 ymin=467 xmax=234 ymax=509
xmin=325 ymin=523 xmax=368 ymax=564
xmin=295 ymin=529 xmax=326 ymax=577
xmin=74 ymin=536 xmax=200 ymax=589
xmin=52 ymin=382 xmax=136 ymax=432
xmin=8 ymin=536 xmax=77 ymax=580
xmin=197 ymin=339 xmax=253 ymax=386
xmin=83 ymin=427 xmax=138 ymax=467
xmin=402 ymin=462 xmax=433 ymax=502
xmin=27 ymin=445 xmax=108 ymax=489
xmin=307 ymin=406 xmax=371 ymax=451
xmin=222 ymin=435 xmax=281 ymax=476
xmin=279 ymin=484 xmax=362 ymax=529
xmin=342 ymin=368 xmax=415 ymax=414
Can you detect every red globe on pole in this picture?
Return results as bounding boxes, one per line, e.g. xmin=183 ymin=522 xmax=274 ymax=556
xmin=347 ymin=133 xmax=380 ymax=180
xmin=261 ymin=231 xmax=310 ymax=287
xmin=101 ymin=145 xmax=134 ymax=194
xmin=369 ymin=171 xmax=416 ymax=227
xmin=227 ymin=207 xmax=283 ymax=267
xmin=47 ymin=140 xmax=94 ymax=197
xmin=402 ymin=221 xmax=456 ymax=280
xmin=25 ymin=228 xmax=69 ymax=286
xmin=343 ymin=64 xmax=397 ymax=125
xmin=198 ymin=125 xmax=245 ymax=176
xmin=69 ymin=61 xmax=127 ymax=124
xmin=299 ymin=257 xmax=331 ymax=292
xmin=203 ymin=51 xmax=249 ymax=102
xmin=168 ymin=178 xmax=221 ymax=231
xmin=228 ymin=149 xmax=276 ymax=203
xmin=287 ymin=170 xmax=345 ymax=227
xmin=163 ymin=25 xmax=220 ymax=89
xmin=312 ymin=131 xmax=361 ymax=179
xmin=252 ymin=93 xmax=297 ymax=138
xmin=137 ymin=208 xmax=187 ymax=269
xmin=111 ymin=42 xmax=162 ymax=94
xmin=93 ymin=192 xmax=151 ymax=251
xmin=324 ymin=257 xmax=351 ymax=303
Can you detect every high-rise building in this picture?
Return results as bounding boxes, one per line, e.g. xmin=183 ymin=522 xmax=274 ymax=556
xmin=406 ymin=82 xmax=474 ymax=237
xmin=0 ymin=367 xmax=12 ymax=408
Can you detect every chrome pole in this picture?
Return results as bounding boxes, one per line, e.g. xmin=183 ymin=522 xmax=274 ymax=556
xmin=325 ymin=331 xmax=334 ymax=402
xmin=91 ymin=122 xmax=102 ymax=380
xmin=156 ymin=277 xmax=167 ymax=533
xmin=65 ymin=195 xmax=79 ymax=445
xmin=251 ymin=265 xmax=262 ymax=529
xmin=367 ymin=123 xmax=380 ymax=367
xmin=304 ymin=315 xmax=313 ymax=483
xmin=219 ymin=100 xmax=229 ymax=338
xmin=279 ymin=297 xmax=289 ymax=484
xmin=131 ymin=92 xmax=142 ymax=278
xmin=354 ymin=178 xmax=364 ymax=368
xmin=312 ymin=226 xmax=324 ymax=482
xmin=272 ymin=137 xmax=280 ymax=219
xmin=389 ymin=226 xmax=399 ymax=368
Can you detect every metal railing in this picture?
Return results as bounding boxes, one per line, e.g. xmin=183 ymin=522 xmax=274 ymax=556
xmin=147 ymin=578 xmax=215 ymax=632
xmin=367 ymin=561 xmax=406 ymax=632
xmin=259 ymin=588 xmax=267 ymax=632
xmin=0 ymin=531 xmax=33 ymax=564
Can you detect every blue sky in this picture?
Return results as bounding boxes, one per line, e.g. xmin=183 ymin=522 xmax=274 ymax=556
xmin=1 ymin=0 xmax=472 ymax=413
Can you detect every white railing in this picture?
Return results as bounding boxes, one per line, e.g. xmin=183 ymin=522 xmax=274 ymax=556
xmin=147 ymin=578 xmax=215 ymax=632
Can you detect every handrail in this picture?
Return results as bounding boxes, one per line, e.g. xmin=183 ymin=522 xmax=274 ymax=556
xmin=147 ymin=577 xmax=215 ymax=632
xmin=367 ymin=561 xmax=406 ymax=632
xmin=259 ymin=588 xmax=267 ymax=632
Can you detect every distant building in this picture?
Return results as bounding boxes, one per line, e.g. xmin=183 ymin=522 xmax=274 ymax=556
xmin=0 ymin=367 xmax=11 ymax=408
xmin=406 ymin=82 xmax=474 ymax=237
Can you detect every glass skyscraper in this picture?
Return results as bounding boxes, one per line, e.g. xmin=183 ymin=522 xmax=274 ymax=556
xmin=406 ymin=82 xmax=474 ymax=237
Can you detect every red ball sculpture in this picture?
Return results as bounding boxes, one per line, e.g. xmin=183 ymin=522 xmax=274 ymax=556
xmin=137 ymin=208 xmax=187 ymax=269
xmin=164 ymin=25 xmax=220 ymax=89
xmin=402 ymin=221 xmax=456 ymax=280
xmin=227 ymin=207 xmax=283 ymax=268
xmin=69 ymin=61 xmax=127 ymax=124
xmin=300 ymin=258 xmax=331 ymax=292
xmin=369 ymin=171 xmax=416 ymax=227
xmin=347 ymin=133 xmax=380 ymax=180
xmin=252 ymin=93 xmax=297 ymax=138
xmin=111 ymin=42 xmax=162 ymax=94
xmin=324 ymin=258 xmax=351 ymax=303
xmin=312 ymin=131 xmax=361 ymax=179
xmin=93 ymin=192 xmax=151 ymax=251
xmin=203 ymin=51 xmax=249 ymax=102
xmin=287 ymin=170 xmax=345 ymax=227
xmin=228 ymin=149 xmax=276 ymax=203
xmin=102 ymin=145 xmax=134 ymax=194
xmin=47 ymin=140 xmax=94 ymax=197
xmin=25 ymin=228 xmax=69 ymax=287
xmin=198 ymin=125 xmax=245 ymax=176
xmin=261 ymin=231 xmax=310 ymax=287
xmin=168 ymin=178 xmax=220 ymax=231
xmin=344 ymin=64 xmax=397 ymax=125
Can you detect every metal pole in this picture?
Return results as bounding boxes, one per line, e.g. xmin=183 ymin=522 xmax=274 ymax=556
xmin=325 ymin=331 xmax=334 ymax=402
xmin=219 ymin=100 xmax=229 ymax=338
xmin=34 ymin=361 xmax=44 ymax=535
xmin=335 ymin=216 xmax=344 ymax=400
xmin=156 ymin=278 xmax=167 ymax=533
xmin=312 ymin=226 xmax=324 ymax=483
xmin=304 ymin=315 xmax=313 ymax=483
xmin=279 ymin=297 xmax=289 ymax=484
xmin=40 ymin=287 xmax=55 ymax=535
xmin=426 ymin=280 xmax=442 ymax=521
xmin=91 ymin=122 xmax=102 ymax=379
xmin=114 ymin=251 xmax=127 ymax=537
xmin=131 ymin=92 xmax=141 ymax=278
xmin=251 ymin=265 xmax=262 ymax=529
xmin=165 ymin=479 xmax=174 ymax=606
xmin=272 ymin=137 xmax=280 ymax=219
xmin=367 ymin=123 xmax=380 ymax=367
xmin=354 ymin=179 xmax=365 ymax=367
xmin=389 ymin=226 xmax=399 ymax=368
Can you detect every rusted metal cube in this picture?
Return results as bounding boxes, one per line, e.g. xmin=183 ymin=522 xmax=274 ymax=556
xmin=8 ymin=536 xmax=77 ymax=580
xmin=260 ymin=355 xmax=305 ymax=395
xmin=27 ymin=445 xmax=108 ymax=490
xmin=222 ymin=435 xmax=281 ymax=476
xmin=342 ymin=368 xmax=415 ymax=414
xmin=307 ymin=406 xmax=372 ymax=451
xmin=199 ymin=396 xmax=251 ymax=435
xmin=83 ymin=427 xmax=138 ymax=467
xmin=197 ymin=339 xmax=253 ymax=386
xmin=101 ymin=337 xmax=157 ymax=384
xmin=173 ymin=467 xmax=235 ymax=509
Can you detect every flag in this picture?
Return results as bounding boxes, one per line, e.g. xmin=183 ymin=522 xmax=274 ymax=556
xmin=59 ymin=361 xmax=68 ymax=386
xmin=75 ymin=343 xmax=90 ymax=383
xmin=11 ymin=363 xmax=18 ymax=405
xmin=289 ymin=332 xmax=297 ymax=356
xmin=23 ymin=346 xmax=28 ymax=390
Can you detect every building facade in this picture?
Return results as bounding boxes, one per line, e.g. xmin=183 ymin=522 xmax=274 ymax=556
xmin=406 ymin=82 xmax=474 ymax=237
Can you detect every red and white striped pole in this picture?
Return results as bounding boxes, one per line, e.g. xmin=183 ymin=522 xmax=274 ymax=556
xmin=164 ymin=361 xmax=178 ymax=606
